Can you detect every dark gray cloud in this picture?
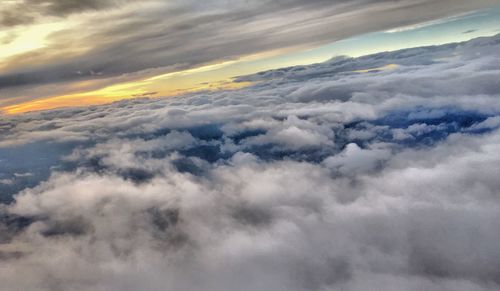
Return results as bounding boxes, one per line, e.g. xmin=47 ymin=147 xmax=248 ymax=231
xmin=463 ymin=29 xmax=479 ymax=34
xmin=0 ymin=34 xmax=500 ymax=290
xmin=0 ymin=0 xmax=133 ymax=24
xmin=0 ymin=9 xmax=35 ymax=27
xmin=1 ymin=0 xmax=499 ymax=103
xmin=26 ymin=0 xmax=120 ymax=15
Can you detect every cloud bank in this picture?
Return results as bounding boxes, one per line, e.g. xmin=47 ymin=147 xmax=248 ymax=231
xmin=1 ymin=34 xmax=500 ymax=290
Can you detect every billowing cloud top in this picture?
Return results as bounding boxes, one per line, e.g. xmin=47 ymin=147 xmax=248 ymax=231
xmin=1 ymin=33 xmax=500 ymax=290
xmin=1 ymin=0 xmax=499 ymax=107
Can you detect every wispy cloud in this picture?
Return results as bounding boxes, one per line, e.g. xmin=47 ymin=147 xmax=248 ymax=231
xmin=384 ymin=10 xmax=481 ymax=33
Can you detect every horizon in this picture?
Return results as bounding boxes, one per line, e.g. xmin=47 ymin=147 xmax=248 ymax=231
xmin=1 ymin=2 xmax=500 ymax=113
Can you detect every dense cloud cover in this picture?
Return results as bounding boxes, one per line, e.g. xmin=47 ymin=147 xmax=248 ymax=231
xmin=1 ymin=34 xmax=500 ymax=290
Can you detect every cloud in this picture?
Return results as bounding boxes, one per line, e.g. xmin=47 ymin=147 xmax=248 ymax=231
xmin=463 ymin=29 xmax=479 ymax=34
xmin=0 ymin=0 xmax=134 ymax=27
xmin=0 ymin=9 xmax=35 ymax=27
xmin=25 ymin=0 xmax=126 ymax=15
xmin=1 ymin=0 xmax=499 ymax=104
xmin=0 ymin=179 xmax=13 ymax=185
xmin=1 ymin=34 xmax=500 ymax=290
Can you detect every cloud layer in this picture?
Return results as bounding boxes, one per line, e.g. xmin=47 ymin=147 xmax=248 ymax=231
xmin=1 ymin=34 xmax=500 ymax=290
xmin=1 ymin=0 xmax=499 ymax=105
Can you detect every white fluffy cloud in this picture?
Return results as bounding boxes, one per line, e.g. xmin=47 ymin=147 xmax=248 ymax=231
xmin=1 ymin=34 xmax=500 ymax=290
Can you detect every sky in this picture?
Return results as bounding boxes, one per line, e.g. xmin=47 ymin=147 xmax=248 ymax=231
xmin=1 ymin=0 xmax=500 ymax=114
xmin=2 ymin=2 xmax=500 ymax=290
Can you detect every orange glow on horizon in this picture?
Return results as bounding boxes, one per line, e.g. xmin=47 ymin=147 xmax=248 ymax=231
xmin=2 ymin=79 xmax=252 ymax=115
